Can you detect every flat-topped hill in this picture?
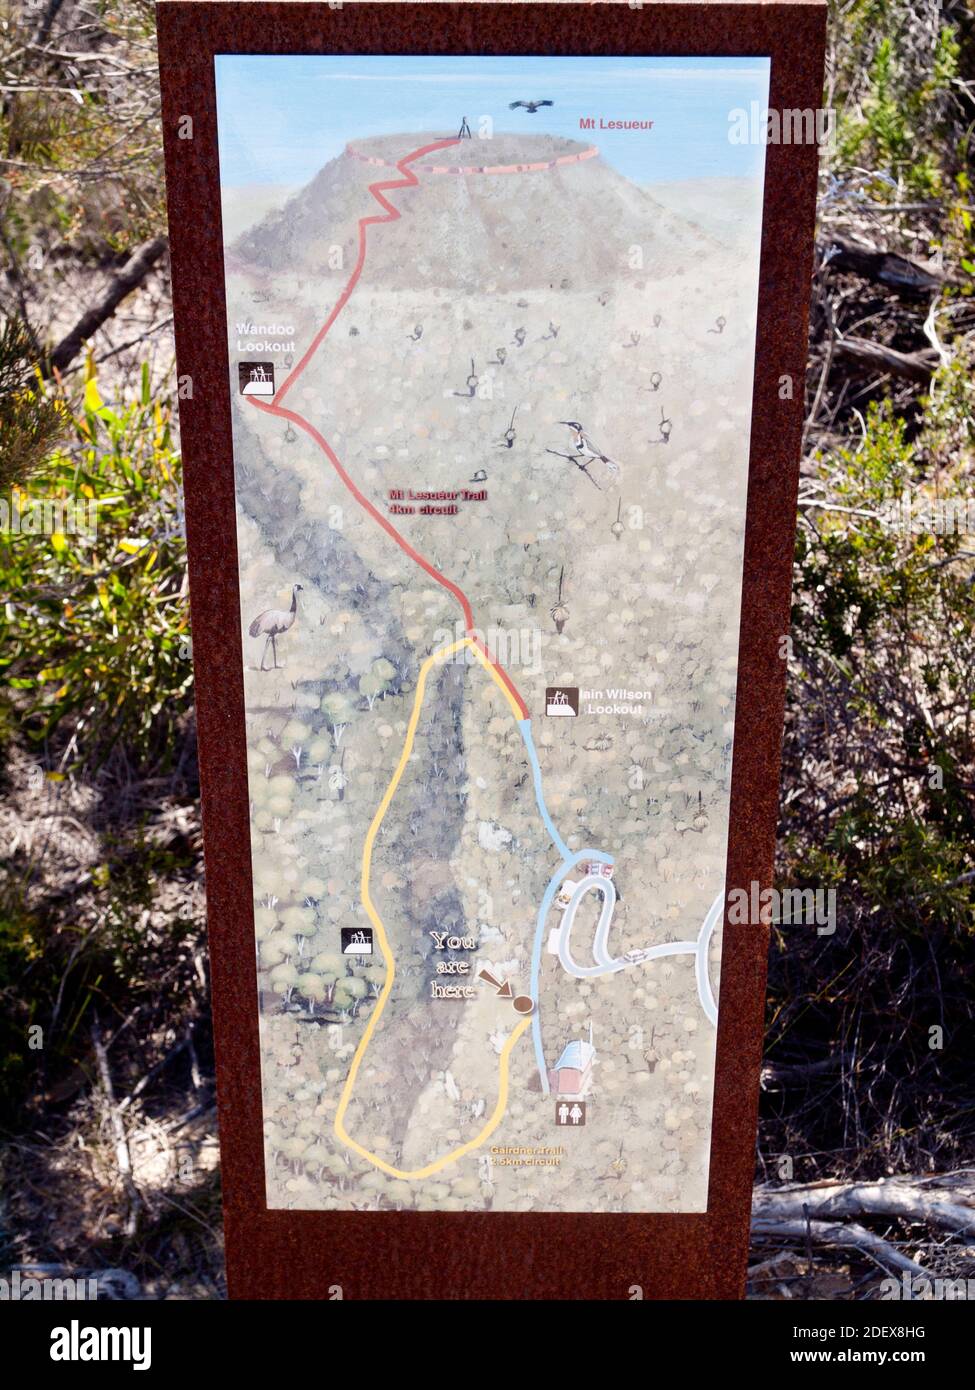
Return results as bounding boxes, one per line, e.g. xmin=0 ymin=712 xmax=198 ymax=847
xmin=234 ymin=131 xmax=717 ymax=292
xmin=346 ymin=130 xmax=592 ymax=169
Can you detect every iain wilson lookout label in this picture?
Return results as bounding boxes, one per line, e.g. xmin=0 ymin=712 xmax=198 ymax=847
xmin=215 ymin=54 xmax=769 ymax=1213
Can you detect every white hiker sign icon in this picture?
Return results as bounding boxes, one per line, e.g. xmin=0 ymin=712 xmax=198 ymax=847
xmin=545 ymin=686 xmax=579 ymax=717
xmin=239 ymin=361 xmax=276 ymax=397
xmin=341 ymin=927 xmax=374 ymax=955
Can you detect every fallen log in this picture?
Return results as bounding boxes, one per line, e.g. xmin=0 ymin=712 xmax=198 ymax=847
xmin=754 ymin=1179 xmax=975 ymax=1239
xmin=821 ymin=234 xmax=946 ymax=295
xmin=835 ymin=335 xmax=939 ymax=383
xmin=761 ymin=1052 xmax=851 ymax=1087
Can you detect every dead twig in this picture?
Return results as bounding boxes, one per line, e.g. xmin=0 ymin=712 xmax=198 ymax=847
xmin=91 ymin=1014 xmax=142 ymax=1236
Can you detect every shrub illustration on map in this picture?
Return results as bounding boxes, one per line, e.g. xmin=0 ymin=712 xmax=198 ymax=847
xmin=215 ymin=54 xmax=770 ymax=1212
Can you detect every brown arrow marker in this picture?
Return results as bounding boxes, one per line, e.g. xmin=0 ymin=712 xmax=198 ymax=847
xmin=477 ymin=968 xmax=514 ymax=999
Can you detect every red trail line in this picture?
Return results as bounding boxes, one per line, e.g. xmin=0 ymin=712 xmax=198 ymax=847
xmin=256 ymin=400 xmax=477 ymax=629
xmin=273 ymin=139 xmax=453 ymax=408
xmin=249 ymin=137 xmax=529 ymax=720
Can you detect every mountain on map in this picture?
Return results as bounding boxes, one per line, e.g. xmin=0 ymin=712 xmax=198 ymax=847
xmin=232 ymin=132 xmax=722 ymax=292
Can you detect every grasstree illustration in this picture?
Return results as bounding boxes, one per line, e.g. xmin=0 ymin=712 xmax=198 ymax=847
xmin=269 ymin=960 xmax=300 ymax=1004
xmin=332 ymin=972 xmax=370 ymax=1021
xmin=280 ymin=903 xmax=317 ymax=957
xmin=358 ymin=656 xmax=397 ymax=710
xmin=279 ymin=716 xmax=312 ymax=772
xmin=320 ymin=690 xmax=357 ymax=746
xmin=308 ymin=732 xmax=332 ymax=778
xmin=550 ymin=564 xmax=569 ymax=635
xmin=327 ymin=748 xmax=348 ymax=802
xmin=250 ymin=770 xmax=296 ymax=833
xmin=292 ymin=950 xmax=346 ymax=1014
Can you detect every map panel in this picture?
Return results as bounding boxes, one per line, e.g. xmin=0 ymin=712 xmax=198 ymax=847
xmin=214 ymin=53 xmax=770 ymax=1212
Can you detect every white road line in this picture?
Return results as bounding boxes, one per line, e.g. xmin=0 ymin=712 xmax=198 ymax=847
xmin=553 ymin=874 xmax=723 ymax=1025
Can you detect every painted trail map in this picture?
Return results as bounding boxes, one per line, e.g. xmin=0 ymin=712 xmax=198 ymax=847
xmin=215 ymin=54 xmax=769 ymax=1212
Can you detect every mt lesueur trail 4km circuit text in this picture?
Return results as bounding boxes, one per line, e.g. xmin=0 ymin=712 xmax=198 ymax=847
xmin=246 ymin=137 xmax=719 ymax=1180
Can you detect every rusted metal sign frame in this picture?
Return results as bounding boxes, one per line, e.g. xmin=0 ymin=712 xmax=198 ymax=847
xmin=157 ymin=0 xmax=826 ymax=1300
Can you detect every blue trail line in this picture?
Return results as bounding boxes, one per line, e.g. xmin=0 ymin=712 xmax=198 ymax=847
xmin=517 ymin=718 xmax=571 ymax=862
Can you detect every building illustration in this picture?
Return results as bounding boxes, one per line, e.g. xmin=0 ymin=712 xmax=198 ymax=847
xmin=548 ymin=1024 xmax=595 ymax=1098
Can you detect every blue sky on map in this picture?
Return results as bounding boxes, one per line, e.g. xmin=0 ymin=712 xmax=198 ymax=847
xmin=214 ymin=54 xmax=770 ymax=188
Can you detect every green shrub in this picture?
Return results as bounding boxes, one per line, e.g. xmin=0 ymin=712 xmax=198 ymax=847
xmin=789 ymin=368 xmax=975 ymax=911
xmin=0 ymin=364 xmax=191 ymax=770
xmin=834 ymin=5 xmax=962 ymax=199
xmin=768 ymin=360 xmax=975 ymax=1173
xmin=0 ymin=319 xmax=64 ymax=492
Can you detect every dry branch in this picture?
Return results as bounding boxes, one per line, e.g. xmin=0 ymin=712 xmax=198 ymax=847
xmin=821 ymin=234 xmax=948 ymax=295
xmin=761 ymin=1052 xmax=852 ymax=1087
xmin=751 ymin=1216 xmax=928 ymax=1278
xmin=834 ymin=335 xmax=939 ymax=383
xmin=755 ymin=1179 xmax=975 ymax=1239
xmin=91 ymin=1015 xmax=142 ymax=1236
xmin=42 ymin=236 xmax=168 ymax=378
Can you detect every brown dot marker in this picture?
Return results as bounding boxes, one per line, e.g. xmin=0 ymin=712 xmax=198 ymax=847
xmin=512 ymin=995 xmax=535 ymax=1015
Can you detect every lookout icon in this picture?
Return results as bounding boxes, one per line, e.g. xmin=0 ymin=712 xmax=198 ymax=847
xmin=546 ymin=687 xmax=579 ymax=717
xmin=341 ymin=927 xmax=374 ymax=956
xmin=239 ymin=361 xmax=275 ymax=397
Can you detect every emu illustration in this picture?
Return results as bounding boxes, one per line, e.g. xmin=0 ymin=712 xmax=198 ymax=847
xmin=249 ymin=584 xmax=302 ymax=671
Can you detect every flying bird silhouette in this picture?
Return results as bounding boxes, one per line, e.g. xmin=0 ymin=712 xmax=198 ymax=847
xmin=509 ymin=99 xmax=553 ymax=113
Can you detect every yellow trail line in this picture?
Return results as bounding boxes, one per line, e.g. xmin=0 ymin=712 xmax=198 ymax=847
xmin=334 ymin=636 xmax=530 ymax=1180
